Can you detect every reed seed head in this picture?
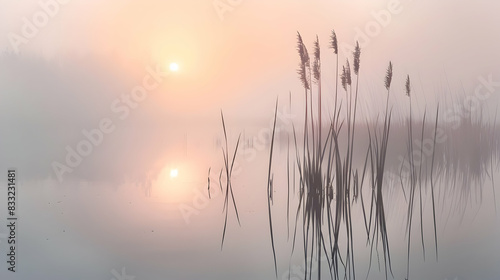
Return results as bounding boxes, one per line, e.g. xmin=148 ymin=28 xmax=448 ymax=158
xmin=405 ymin=75 xmax=411 ymax=97
xmin=313 ymin=35 xmax=321 ymax=83
xmin=341 ymin=59 xmax=351 ymax=91
xmin=330 ymin=30 xmax=338 ymax=55
xmin=341 ymin=65 xmax=347 ymax=91
xmin=353 ymin=41 xmax=361 ymax=75
xmin=345 ymin=59 xmax=352 ymax=87
xmin=385 ymin=61 xmax=393 ymax=91
xmin=296 ymin=32 xmax=311 ymax=90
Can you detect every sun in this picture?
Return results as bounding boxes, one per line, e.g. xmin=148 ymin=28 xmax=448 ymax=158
xmin=169 ymin=62 xmax=179 ymax=72
xmin=170 ymin=168 xmax=178 ymax=178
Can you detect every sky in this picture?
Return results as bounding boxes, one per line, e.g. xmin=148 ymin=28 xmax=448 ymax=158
xmin=0 ymin=1 xmax=500 ymax=279
xmin=1 ymin=0 xmax=500 ymax=184
xmin=1 ymin=0 xmax=500 ymax=119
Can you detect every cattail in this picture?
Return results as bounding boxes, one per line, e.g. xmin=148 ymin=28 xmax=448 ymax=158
xmin=296 ymin=32 xmax=310 ymax=90
xmin=385 ymin=61 xmax=393 ymax=91
xmin=353 ymin=41 xmax=361 ymax=75
xmin=313 ymin=35 xmax=321 ymax=83
xmin=330 ymin=30 xmax=338 ymax=55
xmin=405 ymin=75 xmax=411 ymax=97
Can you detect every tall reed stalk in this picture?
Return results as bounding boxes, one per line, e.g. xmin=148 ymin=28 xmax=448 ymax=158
xmin=219 ymin=112 xmax=241 ymax=250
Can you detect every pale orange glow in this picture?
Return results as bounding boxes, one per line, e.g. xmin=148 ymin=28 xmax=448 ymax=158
xmin=150 ymin=161 xmax=204 ymax=204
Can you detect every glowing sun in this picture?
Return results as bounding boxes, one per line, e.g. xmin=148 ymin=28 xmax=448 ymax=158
xmin=170 ymin=169 xmax=178 ymax=178
xmin=169 ymin=62 xmax=179 ymax=72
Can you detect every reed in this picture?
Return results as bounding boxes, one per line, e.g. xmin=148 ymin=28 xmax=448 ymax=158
xmin=219 ymin=111 xmax=241 ymax=250
xmin=404 ymin=77 xmax=439 ymax=279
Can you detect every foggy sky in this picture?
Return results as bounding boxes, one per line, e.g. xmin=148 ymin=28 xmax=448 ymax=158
xmin=1 ymin=0 xmax=500 ymax=183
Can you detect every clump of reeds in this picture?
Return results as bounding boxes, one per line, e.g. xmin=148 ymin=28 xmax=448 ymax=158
xmin=214 ymin=29 xmax=448 ymax=280
xmin=263 ymin=31 xmax=399 ymax=280
xmin=278 ymin=32 xmax=438 ymax=280
xmin=277 ymin=31 xmax=367 ymax=280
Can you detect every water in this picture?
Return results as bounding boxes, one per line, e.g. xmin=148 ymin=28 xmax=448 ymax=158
xmin=1 ymin=121 xmax=499 ymax=280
